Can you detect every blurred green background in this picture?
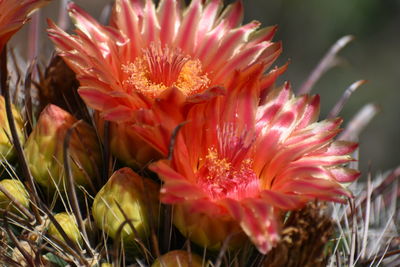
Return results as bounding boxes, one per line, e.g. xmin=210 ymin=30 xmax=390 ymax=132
xmin=240 ymin=0 xmax=400 ymax=175
xmin=11 ymin=0 xmax=400 ymax=175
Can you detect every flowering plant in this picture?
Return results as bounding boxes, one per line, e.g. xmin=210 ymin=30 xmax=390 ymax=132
xmin=48 ymin=0 xmax=285 ymax=167
xmin=0 ymin=0 xmax=396 ymax=266
xmin=150 ymin=65 xmax=359 ymax=253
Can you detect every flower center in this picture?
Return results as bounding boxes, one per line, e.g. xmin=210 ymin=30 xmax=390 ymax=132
xmin=197 ymin=148 xmax=259 ymax=201
xmin=122 ymin=43 xmax=210 ymax=98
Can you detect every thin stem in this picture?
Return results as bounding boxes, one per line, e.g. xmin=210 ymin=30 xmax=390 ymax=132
xmin=24 ymin=60 xmax=36 ymax=134
xmin=348 ymin=198 xmax=357 ymax=267
xmin=63 ymin=121 xmax=94 ymax=257
xmin=360 ymin=171 xmax=372 ymax=260
xmin=362 ymin=249 xmax=400 ymax=265
xmin=339 ymin=103 xmax=379 ymax=141
xmin=57 ymin=0 xmax=70 ymax=30
xmin=298 ymin=35 xmax=354 ymax=95
xmin=4 ymin=214 xmax=35 ymax=266
xmin=0 ymin=184 xmax=34 ymax=221
xmin=41 ymin=205 xmax=89 ymax=266
xmin=357 ymin=166 xmax=400 ymax=209
xmin=214 ymin=235 xmax=233 ymax=267
xmin=0 ymin=45 xmax=42 ymax=224
xmin=328 ymin=80 xmax=366 ymax=118
xmin=168 ymin=122 xmax=187 ymax=160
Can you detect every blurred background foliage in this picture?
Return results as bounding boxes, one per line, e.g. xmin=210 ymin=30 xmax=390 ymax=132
xmin=244 ymin=0 xmax=400 ymax=175
xmin=10 ymin=0 xmax=400 ymax=175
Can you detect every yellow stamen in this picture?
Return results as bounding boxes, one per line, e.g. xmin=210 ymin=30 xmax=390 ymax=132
xmin=122 ymin=43 xmax=209 ymax=98
xmin=198 ymin=147 xmax=258 ymax=200
xmin=205 ymin=148 xmax=231 ymax=180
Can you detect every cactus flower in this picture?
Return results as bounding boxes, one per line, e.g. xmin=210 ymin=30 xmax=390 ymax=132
xmin=152 ymin=250 xmax=203 ymax=267
xmin=150 ymin=71 xmax=360 ymax=254
xmin=47 ymin=212 xmax=82 ymax=245
xmin=0 ymin=179 xmax=29 ymax=212
xmin=0 ymin=96 xmax=25 ymax=161
xmin=0 ymin=0 xmax=50 ymax=52
xmin=48 ymin=0 xmax=285 ymax=166
xmin=92 ymin=168 xmax=159 ymax=245
xmin=24 ymin=104 xmax=101 ymax=191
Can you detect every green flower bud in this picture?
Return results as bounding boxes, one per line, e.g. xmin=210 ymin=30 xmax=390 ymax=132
xmin=92 ymin=168 xmax=159 ymax=244
xmin=0 ymin=179 xmax=29 ymax=212
xmin=173 ymin=204 xmax=247 ymax=251
xmin=152 ymin=250 xmax=203 ymax=267
xmin=95 ymin=114 xmax=161 ymax=168
xmin=24 ymin=104 xmax=101 ymax=191
xmin=0 ymin=96 xmax=25 ymax=161
xmin=47 ymin=212 xmax=82 ymax=245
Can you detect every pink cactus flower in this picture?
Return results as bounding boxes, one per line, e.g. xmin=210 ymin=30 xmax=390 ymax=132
xmin=150 ymin=67 xmax=360 ymax=254
xmin=0 ymin=0 xmax=50 ymax=52
xmin=47 ymin=0 xmax=285 ymax=166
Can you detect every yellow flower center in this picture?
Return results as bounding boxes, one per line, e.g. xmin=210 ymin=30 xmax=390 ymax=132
xmin=122 ymin=43 xmax=210 ymax=98
xmin=197 ymin=147 xmax=259 ymax=200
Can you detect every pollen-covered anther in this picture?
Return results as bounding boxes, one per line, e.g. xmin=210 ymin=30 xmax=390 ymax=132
xmin=198 ymin=148 xmax=259 ymax=200
xmin=122 ymin=43 xmax=210 ymax=98
xmin=205 ymin=148 xmax=232 ymax=179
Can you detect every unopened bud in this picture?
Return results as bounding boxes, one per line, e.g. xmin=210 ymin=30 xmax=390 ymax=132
xmin=92 ymin=168 xmax=159 ymax=245
xmin=95 ymin=115 xmax=161 ymax=168
xmin=152 ymin=250 xmax=203 ymax=267
xmin=24 ymin=104 xmax=101 ymax=191
xmin=0 ymin=179 xmax=29 ymax=213
xmin=0 ymin=96 xmax=25 ymax=161
xmin=173 ymin=204 xmax=247 ymax=251
xmin=47 ymin=212 xmax=82 ymax=245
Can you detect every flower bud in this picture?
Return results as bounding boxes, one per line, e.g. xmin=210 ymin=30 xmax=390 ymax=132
xmin=0 ymin=96 xmax=25 ymax=161
xmin=48 ymin=212 xmax=82 ymax=245
xmin=152 ymin=250 xmax=203 ymax=267
xmin=92 ymin=168 xmax=159 ymax=245
xmin=24 ymin=104 xmax=101 ymax=191
xmin=173 ymin=204 xmax=247 ymax=251
xmin=0 ymin=179 xmax=29 ymax=212
xmin=95 ymin=114 xmax=162 ymax=168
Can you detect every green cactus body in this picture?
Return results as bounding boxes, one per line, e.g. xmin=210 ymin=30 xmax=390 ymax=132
xmin=24 ymin=104 xmax=101 ymax=191
xmin=92 ymin=168 xmax=159 ymax=245
xmin=48 ymin=212 xmax=82 ymax=245
xmin=0 ymin=96 xmax=25 ymax=161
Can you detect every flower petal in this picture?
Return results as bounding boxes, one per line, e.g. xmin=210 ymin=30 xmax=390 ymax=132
xmin=223 ymin=198 xmax=280 ymax=254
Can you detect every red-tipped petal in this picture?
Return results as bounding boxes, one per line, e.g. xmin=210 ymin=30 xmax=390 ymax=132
xmin=223 ymin=198 xmax=280 ymax=254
